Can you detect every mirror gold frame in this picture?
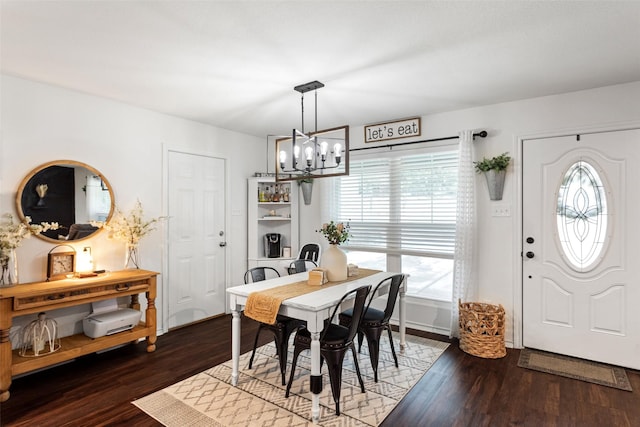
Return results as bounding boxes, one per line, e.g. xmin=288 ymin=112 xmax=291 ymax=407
xmin=15 ymin=160 xmax=115 ymax=243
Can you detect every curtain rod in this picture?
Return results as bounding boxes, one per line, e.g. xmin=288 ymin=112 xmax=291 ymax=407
xmin=349 ymin=130 xmax=488 ymax=152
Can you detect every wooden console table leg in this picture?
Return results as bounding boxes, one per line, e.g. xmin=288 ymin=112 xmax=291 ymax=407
xmin=145 ymin=277 xmax=157 ymax=353
xmin=0 ymin=298 xmax=13 ymax=402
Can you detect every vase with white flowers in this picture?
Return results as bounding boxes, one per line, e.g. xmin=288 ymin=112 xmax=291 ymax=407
xmin=0 ymin=214 xmax=59 ymax=286
xmin=91 ymin=200 xmax=165 ymax=269
xmin=317 ymin=221 xmax=350 ymax=281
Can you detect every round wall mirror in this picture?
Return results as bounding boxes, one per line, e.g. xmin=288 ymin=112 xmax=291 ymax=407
xmin=16 ymin=160 xmax=115 ymax=243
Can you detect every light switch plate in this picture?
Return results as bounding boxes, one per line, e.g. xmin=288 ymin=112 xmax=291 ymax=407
xmin=492 ymin=204 xmax=511 ymax=217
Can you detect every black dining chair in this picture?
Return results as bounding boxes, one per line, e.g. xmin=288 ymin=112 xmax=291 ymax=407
xmin=338 ymin=274 xmax=404 ymax=382
xmin=244 ymin=266 xmax=303 ymax=385
xmin=285 ymin=285 xmax=371 ymax=416
xmin=243 ymin=266 xmax=280 ymax=284
xmin=298 ymin=243 xmax=321 ymax=264
xmin=287 ymin=259 xmax=318 ymax=274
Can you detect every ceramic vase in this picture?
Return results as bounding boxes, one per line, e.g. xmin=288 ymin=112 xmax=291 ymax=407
xmin=320 ymin=244 xmax=348 ymax=281
xmin=0 ymin=248 xmax=18 ymax=287
xmin=125 ymin=243 xmax=140 ymax=269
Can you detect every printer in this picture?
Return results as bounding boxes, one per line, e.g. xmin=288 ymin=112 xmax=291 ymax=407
xmin=83 ymin=299 xmax=142 ymax=339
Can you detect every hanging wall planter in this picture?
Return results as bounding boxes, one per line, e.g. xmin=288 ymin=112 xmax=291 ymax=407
xmin=474 ymin=152 xmax=511 ymax=201
xmin=484 ymin=169 xmax=506 ymax=201
xmin=299 ymin=178 xmax=314 ymax=205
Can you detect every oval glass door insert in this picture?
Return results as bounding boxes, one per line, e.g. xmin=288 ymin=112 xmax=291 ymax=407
xmin=556 ymin=160 xmax=608 ymax=271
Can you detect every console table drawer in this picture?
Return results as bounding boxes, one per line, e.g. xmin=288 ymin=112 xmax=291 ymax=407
xmin=12 ymin=280 xmax=150 ymax=311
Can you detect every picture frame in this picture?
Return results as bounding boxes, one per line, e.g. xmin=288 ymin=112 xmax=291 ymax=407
xmin=47 ymin=251 xmax=76 ymax=281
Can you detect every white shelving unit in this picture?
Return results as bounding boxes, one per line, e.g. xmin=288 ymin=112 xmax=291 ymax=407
xmin=247 ymin=177 xmax=299 ymax=276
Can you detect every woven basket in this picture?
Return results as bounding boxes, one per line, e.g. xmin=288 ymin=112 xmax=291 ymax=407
xmin=458 ymin=300 xmax=506 ymax=359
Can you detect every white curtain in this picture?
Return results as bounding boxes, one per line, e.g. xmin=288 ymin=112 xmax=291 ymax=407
xmin=450 ymin=130 xmax=478 ymax=338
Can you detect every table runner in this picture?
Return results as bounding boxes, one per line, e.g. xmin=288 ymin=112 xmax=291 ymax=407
xmin=244 ymin=268 xmax=380 ymax=325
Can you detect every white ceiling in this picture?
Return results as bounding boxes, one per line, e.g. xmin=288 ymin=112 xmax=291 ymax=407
xmin=2 ymin=1 xmax=639 ymax=137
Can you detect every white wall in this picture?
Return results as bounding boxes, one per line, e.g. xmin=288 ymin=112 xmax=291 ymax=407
xmin=1 ymin=75 xmax=264 ymax=338
xmin=299 ymin=81 xmax=640 ymax=345
xmin=4 ymin=75 xmax=639 ymax=347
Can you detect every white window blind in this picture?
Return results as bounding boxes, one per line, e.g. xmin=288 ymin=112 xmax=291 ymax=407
xmin=330 ymin=149 xmax=458 ymax=257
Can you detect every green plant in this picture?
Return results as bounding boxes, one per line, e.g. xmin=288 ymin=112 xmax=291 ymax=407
xmin=317 ymin=221 xmax=350 ymax=245
xmin=474 ymin=152 xmax=511 ymax=173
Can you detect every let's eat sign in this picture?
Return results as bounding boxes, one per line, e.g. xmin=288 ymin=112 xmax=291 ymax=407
xmin=364 ymin=117 xmax=421 ymax=143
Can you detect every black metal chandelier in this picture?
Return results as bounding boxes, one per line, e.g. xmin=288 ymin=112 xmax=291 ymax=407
xmin=275 ymin=81 xmax=349 ymax=182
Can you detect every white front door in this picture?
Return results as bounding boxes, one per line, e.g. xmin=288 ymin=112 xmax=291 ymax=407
xmin=168 ymin=151 xmax=227 ymax=329
xmin=522 ymin=129 xmax=640 ymax=369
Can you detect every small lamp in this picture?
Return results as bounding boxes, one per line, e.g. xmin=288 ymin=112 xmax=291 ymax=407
xmin=77 ymin=247 xmax=94 ymax=273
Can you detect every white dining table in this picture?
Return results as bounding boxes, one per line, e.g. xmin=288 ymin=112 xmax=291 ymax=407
xmin=226 ymin=270 xmax=406 ymax=423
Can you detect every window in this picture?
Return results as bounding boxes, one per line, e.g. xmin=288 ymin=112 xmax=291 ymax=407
xmin=330 ymin=146 xmax=458 ymax=300
xmin=343 ymin=250 xmax=386 ymax=271
xmin=556 ymin=160 xmax=608 ymax=272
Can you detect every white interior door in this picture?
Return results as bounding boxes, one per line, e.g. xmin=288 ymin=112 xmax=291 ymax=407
xmin=168 ymin=151 xmax=226 ymax=329
xmin=522 ymin=129 xmax=640 ymax=369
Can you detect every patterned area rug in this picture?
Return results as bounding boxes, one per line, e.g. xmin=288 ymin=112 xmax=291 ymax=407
xmin=518 ymin=348 xmax=632 ymax=391
xmin=133 ymin=333 xmax=449 ymax=426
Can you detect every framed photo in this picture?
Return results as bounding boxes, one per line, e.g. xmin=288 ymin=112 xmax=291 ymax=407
xmin=47 ymin=251 xmax=76 ymax=281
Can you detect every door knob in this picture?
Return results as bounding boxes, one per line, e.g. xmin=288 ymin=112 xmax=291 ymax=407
xmin=219 ymin=242 xmax=227 ymax=247
xmin=526 ymin=251 xmax=535 ymax=259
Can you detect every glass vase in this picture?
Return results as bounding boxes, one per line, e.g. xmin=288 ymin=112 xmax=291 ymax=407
xmin=320 ymin=244 xmax=348 ymax=281
xmin=0 ymin=248 xmax=18 ymax=287
xmin=125 ymin=244 xmax=140 ymax=269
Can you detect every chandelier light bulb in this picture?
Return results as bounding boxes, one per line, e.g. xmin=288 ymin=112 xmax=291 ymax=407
xmin=305 ymin=146 xmax=314 ymax=160
xmin=334 ymin=143 xmax=342 ymax=164
xmin=279 ymin=150 xmax=287 ymax=169
xmin=320 ymin=141 xmax=328 ymax=162
xmin=305 ymin=146 xmax=314 ymax=167
xmin=294 ymin=145 xmax=300 ymax=159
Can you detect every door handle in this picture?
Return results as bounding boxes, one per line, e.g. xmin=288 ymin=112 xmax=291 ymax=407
xmin=219 ymin=242 xmax=227 ymax=247
xmin=526 ymin=251 xmax=535 ymax=259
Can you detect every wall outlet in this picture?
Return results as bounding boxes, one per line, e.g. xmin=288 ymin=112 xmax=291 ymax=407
xmin=492 ymin=204 xmax=511 ymax=217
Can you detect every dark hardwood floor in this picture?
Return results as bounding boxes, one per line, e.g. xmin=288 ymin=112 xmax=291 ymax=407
xmin=1 ymin=315 xmax=639 ymax=427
